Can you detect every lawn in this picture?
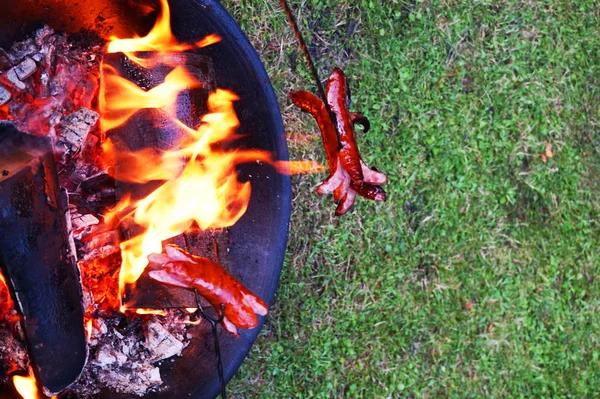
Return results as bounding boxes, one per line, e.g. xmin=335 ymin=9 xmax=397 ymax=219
xmin=221 ymin=1 xmax=600 ymax=397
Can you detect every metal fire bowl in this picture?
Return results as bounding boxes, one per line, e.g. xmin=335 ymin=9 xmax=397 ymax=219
xmin=0 ymin=1 xmax=291 ymax=398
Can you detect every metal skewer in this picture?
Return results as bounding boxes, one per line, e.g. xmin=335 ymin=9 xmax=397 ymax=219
xmin=194 ymin=289 xmax=227 ymax=399
xmin=280 ymin=0 xmax=342 ymax=147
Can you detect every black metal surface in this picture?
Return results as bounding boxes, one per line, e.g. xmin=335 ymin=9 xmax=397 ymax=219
xmin=0 ymin=1 xmax=290 ymax=398
xmin=0 ymin=122 xmax=87 ymax=396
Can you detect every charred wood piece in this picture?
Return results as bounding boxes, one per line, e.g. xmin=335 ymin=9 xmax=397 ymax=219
xmin=0 ymin=121 xmax=87 ymax=396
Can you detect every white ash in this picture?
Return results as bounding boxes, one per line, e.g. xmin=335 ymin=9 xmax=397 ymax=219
xmin=0 ymin=323 xmax=28 ymax=385
xmin=3 ymin=68 xmax=26 ymax=90
xmin=80 ymin=230 xmax=120 ymax=263
xmin=69 ymin=312 xmax=196 ymax=397
xmin=0 ymin=85 xmax=10 ymax=106
xmin=7 ymin=37 xmax=39 ymax=65
xmin=55 ymin=107 xmax=100 ymax=157
xmin=145 ymin=321 xmax=185 ymax=362
xmin=13 ymin=57 xmax=37 ymax=80
xmin=71 ymin=213 xmax=100 ymax=231
xmin=69 ymin=207 xmax=100 ymax=241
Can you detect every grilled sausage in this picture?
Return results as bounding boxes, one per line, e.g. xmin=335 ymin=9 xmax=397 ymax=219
xmin=148 ymin=245 xmax=268 ymax=336
xmin=326 ymin=68 xmax=364 ymax=183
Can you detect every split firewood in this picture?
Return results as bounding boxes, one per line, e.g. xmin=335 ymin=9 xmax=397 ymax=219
xmin=0 ymin=121 xmax=87 ymax=396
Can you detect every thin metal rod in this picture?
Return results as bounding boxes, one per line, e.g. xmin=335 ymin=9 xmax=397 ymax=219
xmin=280 ymin=0 xmax=341 ymax=147
xmin=194 ymin=289 xmax=227 ymax=399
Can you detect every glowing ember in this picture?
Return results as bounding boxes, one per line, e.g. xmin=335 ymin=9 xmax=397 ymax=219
xmin=85 ymin=319 xmax=93 ymax=341
xmin=0 ymin=269 xmax=18 ymax=324
xmin=134 ymin=309 xmax=169 ymax=316
xmin=181 ymin=319 xmax=202 ymax=326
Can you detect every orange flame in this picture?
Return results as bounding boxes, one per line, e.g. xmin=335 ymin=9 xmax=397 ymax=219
xmin=107 ymin=0 xmax=221 ymax=68
xmin=110 ymin=89 xmax=263 ymax=297
xmin=100 ymin=0 xmax=319 ymax=310
xmin=85 ymin=319 xmax=93 ymax=341
xmin=0 ymin=269 xmax=18 ymax=324
xmin=12 ymin=373 xmax=57 ymax=399
xmin=180 ymin=319 xmax=202 ymax=325
xmin=134 ymin=308 xmax=168 ymax=316
xmin=99 ymin=65 xmax=202 ymax=132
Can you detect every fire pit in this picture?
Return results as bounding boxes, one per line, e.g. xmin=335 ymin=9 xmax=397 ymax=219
xmin=0 ymin=0 xmax=290 ymax=398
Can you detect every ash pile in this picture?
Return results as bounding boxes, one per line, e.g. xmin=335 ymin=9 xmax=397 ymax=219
xmin=0 ymin=26 xmax=198 ymax=397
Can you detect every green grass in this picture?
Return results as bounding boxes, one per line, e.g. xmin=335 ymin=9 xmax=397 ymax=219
xmin=221 ymin=1 xmax=600 ymax=397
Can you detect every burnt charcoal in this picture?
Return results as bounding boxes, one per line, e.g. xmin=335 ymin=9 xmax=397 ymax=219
xmin=120 ymin=56 xmax=153 ymax=91
xmin=123 ymin=273 xmax=197 ymax=309
xmin=8 ymin=38 xmax=37 ymax=64
xmin=0 ymin=49 xmax=12 ymax=70
xmin=34 ymin=25 xmax=55 ymax=47
xmin=79 ymin=172 xmax=115 ymax=194
xmin=0 ymin=122 xmax=87 ymax=396
xmin=0 ymin=327 xmax=28 ymax=384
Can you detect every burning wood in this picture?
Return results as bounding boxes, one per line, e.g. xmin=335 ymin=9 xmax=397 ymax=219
xmin=0 ymin=23 xmax=197 ymax=397
xmin=0 ymin=0 xmax=278 ymax=396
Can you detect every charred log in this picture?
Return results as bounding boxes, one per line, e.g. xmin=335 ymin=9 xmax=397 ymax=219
xmin=0 ymin=121 xmax=87 ymax=396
